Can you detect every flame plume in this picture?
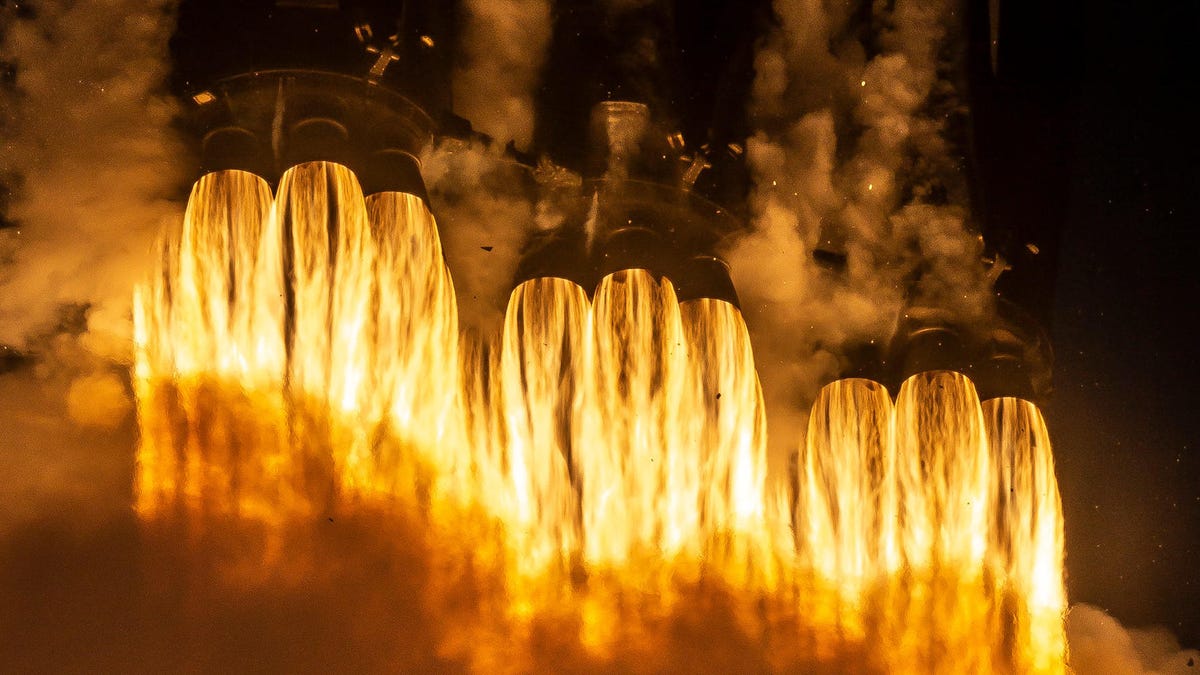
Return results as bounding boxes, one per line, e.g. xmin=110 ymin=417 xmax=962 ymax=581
xmin=135 ymin=164 xmax=460 ymax=518
xmin=134 ymin=164 xmax=1067 ymax=672
xmin=985 ymin=398 xmax=1068 ymax=675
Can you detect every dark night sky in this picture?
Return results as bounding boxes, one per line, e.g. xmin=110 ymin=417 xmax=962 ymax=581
xmin=1041 ymin=0 xmax=1200 ymax=647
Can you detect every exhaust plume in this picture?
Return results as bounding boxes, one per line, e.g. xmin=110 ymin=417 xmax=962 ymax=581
xmin=0 ymin=1 xmax=1192 ymax=672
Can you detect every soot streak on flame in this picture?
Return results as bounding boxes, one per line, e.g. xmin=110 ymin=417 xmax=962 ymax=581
xmin=122 ymin=163 xmax=835 ymax=673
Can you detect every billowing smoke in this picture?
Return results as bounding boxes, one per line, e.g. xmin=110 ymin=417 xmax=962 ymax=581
xmin=0 ymin=336 xmax=135 ymax=534
xmin=441 ymin=0 xmax=558 ymax=334
xmin=728 ymin=0 xmax=989 ymax=474
xmin=1067 ymin=604 xmax=1200 ymax=675
xmin=422 ymin=138 xmax=540 ymax=336
xmin=0 ymin=0 xmax=179 ymax=539
xmin=0 ymin=0 xmax=185 ymax=358
xmin=452 ymin=0 xmax=553 ymax=151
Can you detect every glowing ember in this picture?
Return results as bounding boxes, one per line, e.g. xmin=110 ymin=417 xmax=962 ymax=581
xmin=134 ymin=164 xmax=1067 ymax=672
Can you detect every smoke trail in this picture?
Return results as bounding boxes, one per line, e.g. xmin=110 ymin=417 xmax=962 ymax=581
xmin=442 ymin=0 xmax=556 ymax=332
xmin=729 ymin=0 xmax=986 ymax=474
xmin=0 ymin=0 xmax=184 ymax=358
xmin=452 ymin=0 xmax=553 ymax=151
xmin=732 ymin=6 xmax=1200 ymax=666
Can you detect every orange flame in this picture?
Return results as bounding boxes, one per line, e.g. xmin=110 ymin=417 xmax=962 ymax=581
xmin=134 ymin=164 xmax=1066 ymax=672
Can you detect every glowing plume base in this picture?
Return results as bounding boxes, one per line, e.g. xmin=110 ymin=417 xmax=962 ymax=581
xmin=134 ymin=164 xmax=1066 ymax=673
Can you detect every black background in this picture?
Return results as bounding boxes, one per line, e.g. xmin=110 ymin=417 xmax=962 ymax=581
xmin=1041 ymin=0 xmax=1200 ymax=646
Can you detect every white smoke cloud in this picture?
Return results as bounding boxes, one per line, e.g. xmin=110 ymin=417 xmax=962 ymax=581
xmin=422 ymin=139 xmax=537 ymax=336
xmin=0 ymin=0 xmax=180 ymax=559
xmin=0 ymin=335 xmax=135 ymax=534
xmin=729 ymin=0 xmax=988 ymax=473
xmin=1067 ymin=604 xmax=1200 ymax=675
xmin=452 ymin=0 xmax=553 ymax=151
xmin=65 ymin=369 xmax=131 ymax=429
xmin=733 ymin=6 xmax=1199 ymax=661
xmin=0 ymin=0 xmax=185 ymax=360
xmin=443 ymin=0 xmax=554 ymax=330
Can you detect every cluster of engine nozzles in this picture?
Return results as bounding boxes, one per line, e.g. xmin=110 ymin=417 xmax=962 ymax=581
xmin=516 ymin=227 xmax=1050 ymax=402
xmin=193 ymin=73 xmax=742 ymax=306
xmin=192 ymin=74 xmax=1050 ymax=402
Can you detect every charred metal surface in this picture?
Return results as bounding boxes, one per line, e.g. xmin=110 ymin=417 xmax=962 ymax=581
xmin=514 ymin=230 xmax=594 ymax=290
xmin=596 ymin=226 xmax=674 ymax=280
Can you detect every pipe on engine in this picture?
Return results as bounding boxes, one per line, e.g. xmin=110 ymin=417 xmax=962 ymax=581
xmin=886 ymin=299 xmax=1053 ymax=401
xmin=971 ymin=300 xmax=1053 ymax=401
xmin=283 ymin=117 xmax=353 ymax=169
xmin=898 ymin=325 xmax=971 ymax=379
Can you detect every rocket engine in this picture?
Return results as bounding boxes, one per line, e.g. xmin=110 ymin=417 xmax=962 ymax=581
xmin=169 ymin=0 xmax=1053 ymax=399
